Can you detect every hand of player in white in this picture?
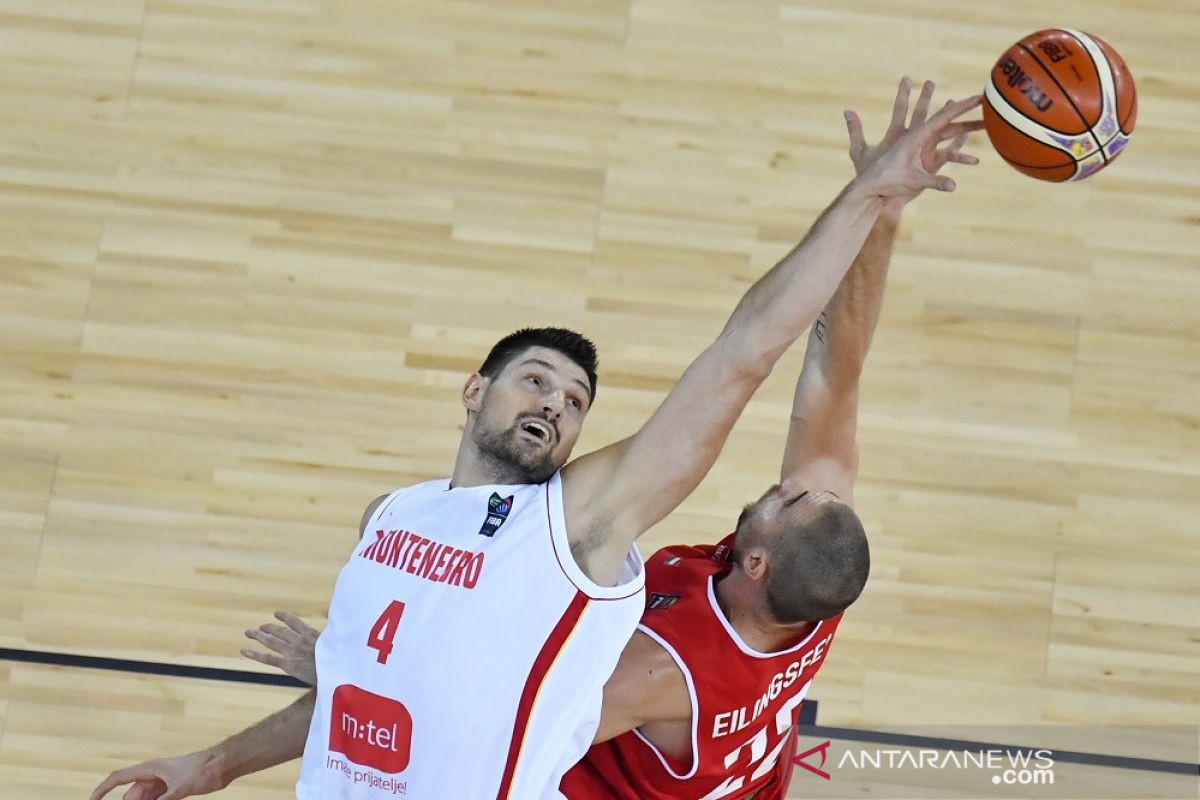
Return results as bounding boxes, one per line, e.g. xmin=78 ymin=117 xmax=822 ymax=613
xmin=848 ymin=77 xmax=984 ymax=200
xmin=241 ymin=610 xmax=320 ymax=687
xmin=89 ymin=751 xmax=222 ymax=800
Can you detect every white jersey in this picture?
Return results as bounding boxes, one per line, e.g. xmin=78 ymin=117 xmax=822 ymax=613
xmin=296 ymin=471 xmax=645 ymax=800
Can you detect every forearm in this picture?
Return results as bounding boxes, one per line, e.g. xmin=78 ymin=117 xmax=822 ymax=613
xmin=803 ymin=207 xmax=900 ymax=393
xmin=778 ymin=209 xmax=899 ymax=487
xmin=210 ymin=689 xmax=316 ymax=788
xmin=720 ymin=178 xmax=885 ymax=370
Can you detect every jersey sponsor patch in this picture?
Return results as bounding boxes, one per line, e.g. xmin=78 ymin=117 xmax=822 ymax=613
xmin=647 ymin=592 xmax=680 ymax=610
xmin=329 ymin=684 xmax=413 ymax=774
xmin=478 ymin=492 xmax=514 ymax=537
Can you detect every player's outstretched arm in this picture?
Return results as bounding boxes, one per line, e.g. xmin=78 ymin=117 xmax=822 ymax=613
xmin=89 ymin=689 xmax=315 ymax=800
xmin=779 ymin=80 xmax=980 ymax=504
xmin=563 ymin=81 xmax=983 ymax=583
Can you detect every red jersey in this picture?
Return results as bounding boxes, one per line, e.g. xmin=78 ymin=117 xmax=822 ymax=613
xmin=561 ymin=537 xmax=842 ymax=800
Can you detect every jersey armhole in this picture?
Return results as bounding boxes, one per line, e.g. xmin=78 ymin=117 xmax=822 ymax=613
xmin=630 ymin=625 xmax=701 ymax=780
xmin=545 ymin=472 xmax=645 ymax=601
xmin=359 ymin=489 xmax=406 ymax=539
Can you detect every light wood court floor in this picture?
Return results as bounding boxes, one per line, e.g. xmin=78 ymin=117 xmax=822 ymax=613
xmin=0 ymin=1 xmax=1197 ymax=797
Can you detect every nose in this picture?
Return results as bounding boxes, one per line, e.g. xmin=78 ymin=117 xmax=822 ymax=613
xmin=541 ymin=388 xmax=565 ymax=418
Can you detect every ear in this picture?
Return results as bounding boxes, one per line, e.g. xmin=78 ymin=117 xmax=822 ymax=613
xmin=462 ymin=372 xmax=487 ymax=413
xmin=742 ymin=547 xmax=769 ymax=583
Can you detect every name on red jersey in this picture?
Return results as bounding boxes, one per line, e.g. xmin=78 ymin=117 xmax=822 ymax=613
xmin=360 ymin=529 xmax=485 ymax=589
xmin=712 ymin=631 xmax=833 ymax=738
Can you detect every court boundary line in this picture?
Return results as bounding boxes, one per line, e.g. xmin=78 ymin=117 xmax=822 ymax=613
xmin=3 ymin=647 xmax=1197 ymax=778
xmin=0 ymin=646 xmax=308 ymax=688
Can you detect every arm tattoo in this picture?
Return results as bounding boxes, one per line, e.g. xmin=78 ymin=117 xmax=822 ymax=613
xmin=814 ymin=311 xmax=829 ymax=344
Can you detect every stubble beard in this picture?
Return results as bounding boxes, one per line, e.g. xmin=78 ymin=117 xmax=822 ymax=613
xmin=471 ymin=417 xmax=559 ymax=485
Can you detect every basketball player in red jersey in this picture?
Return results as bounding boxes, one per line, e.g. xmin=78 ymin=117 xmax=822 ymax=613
xmin=92 ymin=79 xmax=980 ymax=800
xmin=239 ymin=80 xmax=929 ymax=800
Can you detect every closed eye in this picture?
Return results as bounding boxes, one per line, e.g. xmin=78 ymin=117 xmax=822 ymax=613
xmin=784 ymin=491 xmax=810 ymax=508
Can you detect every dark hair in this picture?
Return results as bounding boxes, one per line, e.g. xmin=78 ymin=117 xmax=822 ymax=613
xmin=760 ymin=503 xmax=870 ymax=624
xmin=478 ymin=327 xmax=599 ymax=402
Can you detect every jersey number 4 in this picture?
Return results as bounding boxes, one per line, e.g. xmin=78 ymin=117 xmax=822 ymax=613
xmin=367 ymin=600 xmax=406 ymax=664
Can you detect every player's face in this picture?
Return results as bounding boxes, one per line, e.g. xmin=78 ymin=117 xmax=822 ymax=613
xmin=470 ymin=346 xmax=592 ymax=484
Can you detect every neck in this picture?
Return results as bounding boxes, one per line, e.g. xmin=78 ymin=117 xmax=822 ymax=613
xmin=714 ymin=569 xmax=815 ymax=652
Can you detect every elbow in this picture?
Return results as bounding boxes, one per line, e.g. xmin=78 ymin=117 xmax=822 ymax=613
xmin=739 ymin=350 xmax=779 ymax=385
xmin=716 ymin=329 xmax=785 ymax=385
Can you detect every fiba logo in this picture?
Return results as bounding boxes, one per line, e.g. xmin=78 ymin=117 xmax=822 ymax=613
xmin=329 ymin=684 xmax=413 ymax=774
xmin=478 ymin=493 xmax=514 ymax=537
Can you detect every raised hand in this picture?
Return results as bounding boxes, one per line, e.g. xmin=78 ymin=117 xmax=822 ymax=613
xmin=241 ymin=610 xmax=320 ymax=686
xmin=89 ymin=751 xmax=222 ymax=800
xmin=848 ymin=77 xmax=983 ymax=203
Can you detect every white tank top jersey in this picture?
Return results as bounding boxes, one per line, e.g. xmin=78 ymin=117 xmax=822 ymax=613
xmin=296 ymin=471 xmax=646 ymax=800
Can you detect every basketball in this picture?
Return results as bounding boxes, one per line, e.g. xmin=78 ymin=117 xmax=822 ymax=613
xmin=983 ymin=29 xmax=1137 ymax=182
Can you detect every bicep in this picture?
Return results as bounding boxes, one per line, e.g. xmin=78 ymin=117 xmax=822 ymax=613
xmin=567 ymin=338 xmax=767 ymax=551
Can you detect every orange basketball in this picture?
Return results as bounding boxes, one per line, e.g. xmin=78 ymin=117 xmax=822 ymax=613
xmin=983 ymin=29 xmax=1136 ymax=182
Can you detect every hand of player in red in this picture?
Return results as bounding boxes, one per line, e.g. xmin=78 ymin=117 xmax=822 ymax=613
xmin=848 ymin=77 xmax=984 ymax=202
xmin=89 ymin=751 xmax=222 ymax=800
xmin=241 ymin=610 xmax=320 ymax=686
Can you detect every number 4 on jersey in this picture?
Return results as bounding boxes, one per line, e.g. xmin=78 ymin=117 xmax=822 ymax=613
xmin=367 ymin=600 xmax=406 ymax=664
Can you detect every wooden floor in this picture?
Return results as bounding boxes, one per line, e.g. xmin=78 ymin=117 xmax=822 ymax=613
xmin=1 ymin=1 xmax=1197 ymax=797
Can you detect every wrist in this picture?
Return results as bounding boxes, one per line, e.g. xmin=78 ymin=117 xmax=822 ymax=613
xmin=842 ymin=174 xmax=890 ymax=214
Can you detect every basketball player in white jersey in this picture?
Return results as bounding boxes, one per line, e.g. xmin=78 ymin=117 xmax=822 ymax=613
xmin=91 ymin=80 xmax=982 ymax=800
xmin=241 ymin=79 xmax=939 ymax=800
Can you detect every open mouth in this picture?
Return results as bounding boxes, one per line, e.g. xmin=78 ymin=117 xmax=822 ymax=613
xmin=519 ymin=420 xmax=553 ymax=443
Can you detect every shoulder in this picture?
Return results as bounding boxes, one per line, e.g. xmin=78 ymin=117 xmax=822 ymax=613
xmin=643 ymin=540 xmax=729 ymax=593
xmin=358 ymin=493 xmax=392 ymax=539
xmin=604 ymin=629 xmax=691 ymax=722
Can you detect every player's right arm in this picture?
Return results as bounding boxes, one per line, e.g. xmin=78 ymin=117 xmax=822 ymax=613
xmin=591 ymin=631 xmax=691 ymax=743
xmin=777 ymin=209 xmax=898 ymax=506
xmin=89 ymin=689 xmax=315 ymax=800
xmin=780 ymin=80 xmax=976 ymax=505
xmin=562 ymin=85 xmax=982 ymax=584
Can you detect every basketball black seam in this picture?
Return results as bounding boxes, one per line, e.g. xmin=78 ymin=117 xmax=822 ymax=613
xmin=984 ymin=95 xmax=1076 ymax=176
xmin=988 ymin=68 xmax=1082 ymax=138
xmin=1017 ymin=39 xmax=1107 ymax=164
